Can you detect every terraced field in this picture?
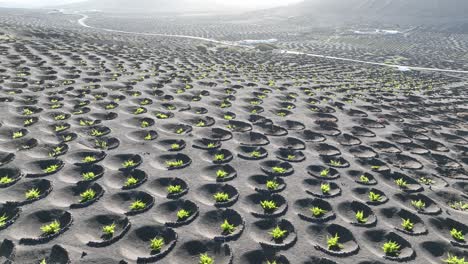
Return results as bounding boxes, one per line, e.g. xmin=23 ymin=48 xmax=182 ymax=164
xmin=0 ymin=8 xmax=467 ymax=264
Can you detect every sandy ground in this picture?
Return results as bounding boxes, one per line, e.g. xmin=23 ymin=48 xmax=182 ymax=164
xmin=0 ymin=8 xmax=467 ymax=264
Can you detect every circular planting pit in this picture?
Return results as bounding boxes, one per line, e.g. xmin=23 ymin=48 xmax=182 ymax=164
xmin=306 ymin=223 xmax=359 ymax=257
xmin=60 ymin=164 xmax=104 ymax=184
xmin=171 ymin=240 xmax=232 ymax=264
xmin=428 ymin=217 xmax=468 ymax=248
xmin=260 ymin=160 xmax=294 ymax=176
xmin=0 ymin=203 xmax=20 ymax=230
xmin=245 ymin=193 xmax=287 ymax=218
xmin=197 ymin=209 xmax=245 ymax=242
xmin=156 ymin=153 xmax=192 ymax=170
xmin=352 ymin=187 xmax=388 ymax=206
xmin=119 ymin=225 xmax=177 ymax=263
xmin=106 ymin=191 xmax=155 ymax=216
xmin=78 ymin=213 xmax=131 ymax=247
xmin=192 ymin=138 xmax=221 ymax=150
xmin=379 ymin=207 xmax=427 ymax=235
xmin=347 ymin=170 xmax=377 ymax=185
xmin=202 ymin=164 xmax=237 ymax=182
xmin=203 ymin=149 xmax=233 ymax=164
xmin=250 ymin=219 xmax=297 ymax=249
xmin=196 ymin=183 xmax=239 ymax=207
xmin=247 ymin=175 xmax=286 ymax=194
xmin=106 ymin=153 xmax=143 ymax=171
xmin=150 ymin=177 xmax=189 ymax=199
xmin=337 ymin=200 xmax=377 ymax=227
xmin=16 ymin=209 xmax=72 ymax=245
xmin=362 ymin=230 xmax=415 ymax=261
xmin=0 ymin=166 xmax=22 ymax=188
xmin=24 ymin=159 xmax=64 ymax=177
xmin=275 ymin=149 xmax=305 ymax=162
xmin=307 ymin=165 xmax=340 ymax=180
xmin=237 ymin=146 xmax=268 ymax=160
xmin=303 ymin=178 xmax=341 ymax=198
xmin=9 ymin=244 xmax=71 ymax=264
xmin=394 ymin=193 xmax=441 ymax=215
xmin=67 ymin=150 xmax=107 ymax=166
xmin=2 ymin=179 xmax=52 ymax=205
xmin=294 ymin=198 xmax=335 ymax=223
xmin=156 ymin=139 xmax=186 ymax=152
xmin=153 ymin=199 xmax=198 ymax=227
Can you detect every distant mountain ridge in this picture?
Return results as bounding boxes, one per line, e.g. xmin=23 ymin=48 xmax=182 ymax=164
xmin=299 ymin=0 xmax=468 ymax=18
xmin=280 ymin=0 xmax=468 ymax=22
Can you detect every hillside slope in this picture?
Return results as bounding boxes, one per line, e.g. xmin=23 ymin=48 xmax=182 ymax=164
xmin=275 ymin=0 xmax=468 ymax=25
xmin=57 ymin=0 xmax=247 ymax=13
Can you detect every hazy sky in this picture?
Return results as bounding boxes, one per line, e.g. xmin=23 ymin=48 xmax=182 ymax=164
xmin=0 ymin=0 xmax=302 ymax=8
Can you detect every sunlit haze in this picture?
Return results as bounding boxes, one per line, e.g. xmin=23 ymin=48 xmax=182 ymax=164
xmin=0 ymin=0 xmax=302 ymax=9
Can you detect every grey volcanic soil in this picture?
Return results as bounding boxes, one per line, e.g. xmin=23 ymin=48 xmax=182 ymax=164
xmin=0 ymin=8 xmax=467 ymax=264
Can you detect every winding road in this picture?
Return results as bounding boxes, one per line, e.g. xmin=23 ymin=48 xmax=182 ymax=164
xmin=75 ymin=13 xmax=468 ymax=74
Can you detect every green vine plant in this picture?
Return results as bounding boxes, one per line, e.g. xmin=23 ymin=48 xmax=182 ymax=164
xmin=220 ymin=219 xmax=235 ymax=234
xmin=368 ymin=191 xmax=382 ymax=202
xmin=166 ymin=160 xmax=184 ymax=168
xmin=167 ymin=185 xmax=182 ymax=194
xmin=260 ymin=200 xmax=278 ymax=211
xmin=250 ymin=151 xmax=261 ymax=158
xmin=0 ymin=176 xmax=13 ymax=184
xmin=43 ymin=164 xmax=59 ymax=173
xmin=395 ymin=178 xmax=408 ymax=188
xmin=214 ymin=154 xmax=225 ymax=161
xmin=177 ymin=209 xmax=190 ymax=220
xmin=216 ymin=169 xmax=228 ymax=178
xmin=25 ymin=188 xmax=41 ymax=199
xmin=320 ymin=168 xmax=330 ymax=177
xmin=271 ymin=166 xmax=286 ymax=174
xmin=40 ymin=220 xmax=61 ymax=235
xmin=199 ymin=253 xmax=214 ymax=264
xmin=171 ymin=144 xmax=180 ymax=150
xmin=450 ymin=228 xmax=465 ymax=241
xmin=90 ymin=129 xmax=104 ymax=137
xmin=0 ymin=214 xmax=8 ymax=227
xmin=269 ymin=226 xmax=287 ymax=240
xmin=359 ymin=175 xmax=370 ymax=183
xmin=80 ymin=189 xmax=96 ymax=203
xmin=443 ymin=253 xmax=467 ymax=264
xmin=448 ymin=201 xmax=468 ymax=212
xmin=355 ymin=211 xmax=368 ymax=223
xmin=150 ymin=237 xmax=164 ymax=252
xmin=327 ymin=233 xmax=343 ymax=250
xmin=419 ymin=177 xmax=435 ymax=185
xmin=122 ymin=160 xmax=136 ymax=168
xmin=124 ymin=176 xmax=139 ymax=187
xmin=144 ymin=133 xmax=153 ymax=140
xmin=382 ymin=240 xmax=401 ymax=256
xmin=49 ymin=146 xmax=64 ymax=157
xmin=411 ymin=199 xmax=426 ymax=210
xmin=82 ymin=172 xmax=96 ymax=180
xmin=401 ymin=218 xmax=414 ymax=231
xmin=141 ymin=121 xmax=150 ymax=128
xmin=102 ymin=223 xmax=116 ymax=237
xmin=12 ymin=131 xmax=24 ymax=139
xmin=266 ymin=180 xmax=279 ymax=190
xmin=329 ymin=160 xmax=342 ymax=167
xmin=129 ymin=200 xmax=146 ymax=210
xmin=310 ymin=206 xmax=327 ymax=217
xmin=321 ymin=183 xmax=331 ymax=194
xmin=82 ymin=156 xmax=97 ymax=163
xmin=213 ymin=192 xmax=229 ymax=202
